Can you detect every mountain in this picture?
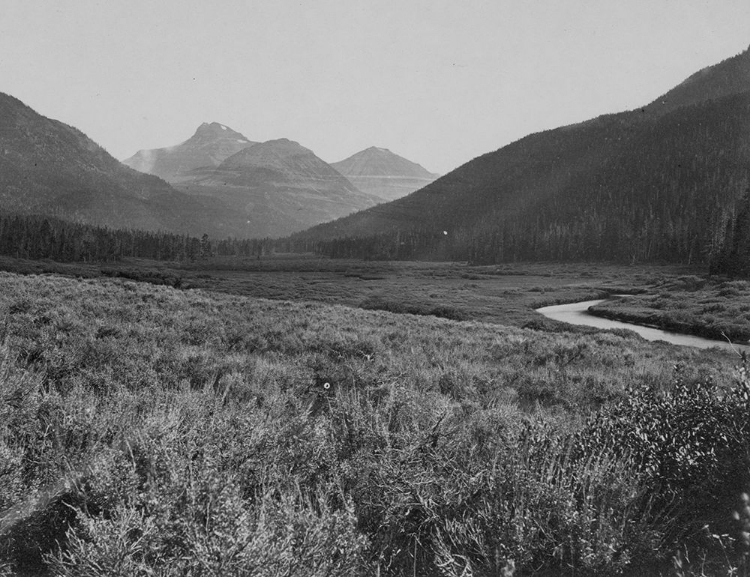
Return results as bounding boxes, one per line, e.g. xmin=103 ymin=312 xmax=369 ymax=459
xmin=331 ymin=147 xmax=439 ymax=202
xmin=0 ymin=92 xmax=224 ymax=235
xmin=174 ymin=138 xmax=382 ymax=237
xmin=0 ymin=98 xmax=375 ymax=239
xmin=122 ymin=122 xmax=257 ymax=182
xmin=293 ymin=46 xmax=750 ymax=265
xmin=646 ymin=47 xmax=750 ymax=115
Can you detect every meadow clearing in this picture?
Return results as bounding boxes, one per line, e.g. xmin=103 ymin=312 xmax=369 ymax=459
xmin=0 ymin=258 xmax=748 ymax=576
xmin=0 ymin=255 xmax=712 ymax=328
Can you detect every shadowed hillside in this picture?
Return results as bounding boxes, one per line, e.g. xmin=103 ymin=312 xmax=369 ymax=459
xmin=0 ymin=92 xmax=222 ymax=235
xmin=293 ymin=47 xmax=750 ymax=266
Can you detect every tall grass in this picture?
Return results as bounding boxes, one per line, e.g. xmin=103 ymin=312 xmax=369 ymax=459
xmin=0 ymin=271 xmax=745 ymax=575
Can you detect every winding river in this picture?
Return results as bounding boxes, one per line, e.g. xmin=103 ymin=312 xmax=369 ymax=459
xmin=536 ymin=299 xmax=750 ymax=353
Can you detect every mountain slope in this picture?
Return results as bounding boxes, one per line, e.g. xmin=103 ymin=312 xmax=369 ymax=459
xmin=122 ymin=122 xmax=256 ymax=182
xmin=646 ymin=45 xmax=750 ymax=115
xmin=175 ymin=139 xmax=382 ymax=238
xmin=331 ymin=147 xmax=438 ymax=202
xmin=294 ymin=47 xmax=750 ymax=265
xmin=0 ymin=92 xmax=222 ymax=234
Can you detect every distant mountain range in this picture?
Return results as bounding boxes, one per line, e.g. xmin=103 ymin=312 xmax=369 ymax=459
xmin=0 ymin=103 xmax=381 ymax=238
xmin=172 ymin=138 xmax=382 ymax=237
xmin=122 ymin=122 xmax=257 ymax=182
xmin=122 ymin=127 xmax=442 ymax=236
xmin=294 ymin=46 xmax=750 ymax=266
xmin=331 ymin=147 xmax=438 ymax=202
xmin=3 ymin=43 xmax=749 ymax=255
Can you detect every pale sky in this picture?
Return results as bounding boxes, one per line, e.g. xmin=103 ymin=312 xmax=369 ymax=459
xmin=1 ymin=0 xmax=749 ymax=174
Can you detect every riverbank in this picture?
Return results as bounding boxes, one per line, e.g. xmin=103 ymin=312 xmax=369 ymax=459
xmin=587 ymin=276 xmax=750 ymax=346
xmin=538 ymin=299 xmax=750 ymax=353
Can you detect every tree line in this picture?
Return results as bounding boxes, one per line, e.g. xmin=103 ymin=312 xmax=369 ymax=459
xmin=0 ymin=213 xmax=275 ymax=263
xmin=711 ymin=188 xmax=750 ymax=277
xmin=1 ymin=178 xmax=747 ymax=277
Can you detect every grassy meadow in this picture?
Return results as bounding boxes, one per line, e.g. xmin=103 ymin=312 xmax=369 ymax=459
xmin=0 ymin=254 xmax=710 ymax=328
xmin=0 ymin=259 xmax=749 ymax=575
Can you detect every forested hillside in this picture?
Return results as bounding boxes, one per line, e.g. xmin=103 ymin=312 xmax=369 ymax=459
xmin=0 ymin=93 xmax=222 ymax=235
xmin=292 ymin=47 xmax=750 ymax=266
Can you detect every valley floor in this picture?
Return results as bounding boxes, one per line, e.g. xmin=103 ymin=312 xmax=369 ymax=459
xmin=0 ymin=254 xmax=726 ymax=329
xmin=0 ymin=257 xmax=748 ymax=575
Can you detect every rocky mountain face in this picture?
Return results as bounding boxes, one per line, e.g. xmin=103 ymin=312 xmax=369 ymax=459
xmin=331 ymin=147 xmax=438 ymax=202
xmin=0 ymin=92 xmax=217 ymax=234
xmin=122 ymin=122 xmax=256 ymax=182
xmin=294 ymin=46 xmax=750 ymax=266
xmin=174 ymin=138 xmax=382 ymax=238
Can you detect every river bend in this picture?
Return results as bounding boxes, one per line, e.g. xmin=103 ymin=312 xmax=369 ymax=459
xmin=536 ymin=299 xmax=750 ymax=353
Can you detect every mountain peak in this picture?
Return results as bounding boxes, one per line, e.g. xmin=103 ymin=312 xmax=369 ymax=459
xmin=123 ymin=122 xmax=257 ymax=181
xmin=218 ymin=138 xmax=318 ymax=171
xmin=332 ymin=146 xmax=439 ymax=202
xmin=188 ymin=122 xmax=252 ymax=143
xmin=262 ymin=137 xmax=300 ymax=148
xmin=333 ymin=146 xmax=437 ymax=177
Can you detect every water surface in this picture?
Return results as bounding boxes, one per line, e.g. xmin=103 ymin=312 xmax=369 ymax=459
xmin=536 ymin=299 xmax=749 ymax=352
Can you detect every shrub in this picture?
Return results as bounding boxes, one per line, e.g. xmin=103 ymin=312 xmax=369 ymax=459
xmin=579 ymin=363 xmax=750 ymax=548
xmin=358 ymin=296 xmax=467 ymax=321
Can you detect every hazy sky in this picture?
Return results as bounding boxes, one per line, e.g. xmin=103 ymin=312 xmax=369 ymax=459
xmin=1 ymin=1 xmax=749 ymax=174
